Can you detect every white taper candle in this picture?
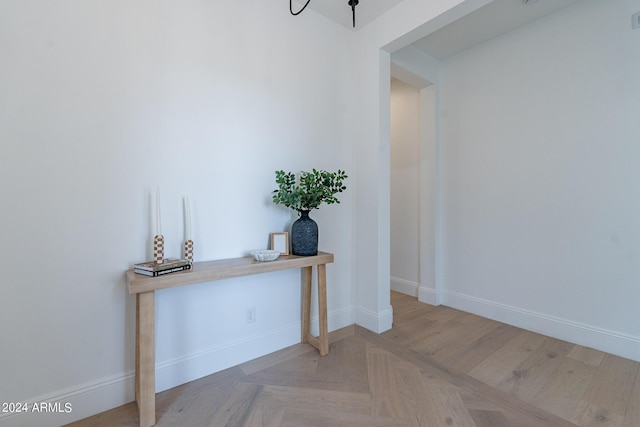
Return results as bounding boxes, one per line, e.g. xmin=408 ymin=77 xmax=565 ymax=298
xmin=156 ymin=187 xmax=161 ymax=236
xmin=184 ymin=196 xmax=191 ymax=241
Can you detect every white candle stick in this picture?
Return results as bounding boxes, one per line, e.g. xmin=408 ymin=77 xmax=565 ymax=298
xmin=156 ymin=187 xmax=161 ymax=236
xmin=184 ymin=196 xmax=191 ymax=241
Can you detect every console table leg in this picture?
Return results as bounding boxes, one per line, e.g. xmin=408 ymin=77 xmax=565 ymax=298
xmin=317 ymin=264 xmax=329 ymax=356
xmin=136 ymin=291 xmax=156 ymax=427
xmin=301 ymin=266 xmax=312 ymax=344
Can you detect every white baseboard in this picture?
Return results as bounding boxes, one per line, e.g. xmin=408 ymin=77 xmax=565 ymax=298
xmin=418 ymin=285 xmax=440 ymax=306
xmin=0 ymin=309 xmax=355 ymax=427
xmin=355 ymin=305 xmax=393 ymax=333
xmin=442 ymin=290 xmax=640 ymax=363
xmin=0 ymin=372 xmax=135 ymax=427
xmin=390 ymin=278 xmax=441 ymax=306
xmin=390 ymin=277 xmax=420 ymax=297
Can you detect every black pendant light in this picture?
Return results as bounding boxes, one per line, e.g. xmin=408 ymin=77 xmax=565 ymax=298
xmin=290 ymin=0 xmax=359 ymax=28
xmin=348 ymin=0 xmax=358 ymax=28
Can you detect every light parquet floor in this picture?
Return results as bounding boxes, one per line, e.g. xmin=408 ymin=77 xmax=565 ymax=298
xmin=67 ymin=292 xmax=639 ymax=427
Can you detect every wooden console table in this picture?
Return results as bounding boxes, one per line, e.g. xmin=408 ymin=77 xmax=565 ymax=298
xmin=126 ymin=251 xmax=334 ymax=427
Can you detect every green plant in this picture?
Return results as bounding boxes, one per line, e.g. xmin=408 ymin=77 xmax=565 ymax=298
xmin=272 ymin=169 xmax=347 ymax=211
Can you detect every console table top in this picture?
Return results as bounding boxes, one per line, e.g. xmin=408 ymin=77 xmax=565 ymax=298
xmin=126 ymin=251 xmax=334 ymax=294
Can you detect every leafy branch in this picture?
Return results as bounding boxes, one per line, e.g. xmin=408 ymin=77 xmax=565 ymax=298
xmin=272 ymin=169 xmax=348 ymax=211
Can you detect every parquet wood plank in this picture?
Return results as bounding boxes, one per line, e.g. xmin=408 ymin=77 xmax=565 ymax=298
xmin=163 ymin=372 xmax=246 ymax=427
xmin=446 ymin=323 xmax=523 ymax=374
xmin=393 ymin=366 xmax=436 ymax=427
xmin=567 ymin=345 xmax=606 ymax=367
xmin=572 ymin=354 xmax=639 ymax=426
xmin=367 ymin=350 xmax=408 ymax=418
xmin=496 ymin=336 xmax=574 ymax=401
xmin=622 ymin=368 xmax=640 ymax=427
xmin=458 ymin=389 xmax=552 ymax=427
xmin=425 ymin=318 xmax=502 ymax=364
xmin=468 ymin=409 xmax=510 ymax=427
xmin=259 ymin=384 xmax=372 ymax=415
xmin=280 ymin=408 xmax=409 ymax=427
xmin=467 ymin=329 xmax=546 ymax=386
xmin=421 ymin=383 xmax=478 ymax=427
xmin=242 ymin=362 xmax=346 ymax=392
xmin=203 ymin=382 xmax=262 ymax=427
xmin=571 ymin=401 xmax=625 ymax=427
xmin=240 ymin=399 xmax=286 ymax=427
xmin=530 ymin=356 xmax=597 ymax=421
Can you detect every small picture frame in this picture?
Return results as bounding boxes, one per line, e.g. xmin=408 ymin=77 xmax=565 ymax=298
xmin=270 ymin=232 xmax=289 ymax=255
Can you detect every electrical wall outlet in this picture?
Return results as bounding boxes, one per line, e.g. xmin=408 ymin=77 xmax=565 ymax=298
xmin=246 ymin=306 xmax=256 ymax=323
xmin=633 ymin=12 xmax=640 ymax=30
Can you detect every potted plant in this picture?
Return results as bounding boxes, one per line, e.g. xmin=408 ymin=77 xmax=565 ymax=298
xmin=272 ymin=169 xmax=347 ymax=255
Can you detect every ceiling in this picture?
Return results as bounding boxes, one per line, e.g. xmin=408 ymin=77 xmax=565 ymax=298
xmin=294 ymin=0 xmax=582 ymax=59
xmin=291 ymin=0 xmax=405 ymax=30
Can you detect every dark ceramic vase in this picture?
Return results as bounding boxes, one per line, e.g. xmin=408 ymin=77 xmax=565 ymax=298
xmin=291 ymin=210 xmax=318 ymax=256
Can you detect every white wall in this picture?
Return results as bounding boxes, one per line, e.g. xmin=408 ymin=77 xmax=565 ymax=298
xmin=0 ymin=1 xmax=353 ymax=425
xmin=390 ymin=79 xmax=421 ymax=293
xmin=390 ymin=79 xmax=420 ymax=295
xmin=439 ymin=0 xmax=640 ymax=361
xmin=419 ymin=85 xmax=438 ymax=304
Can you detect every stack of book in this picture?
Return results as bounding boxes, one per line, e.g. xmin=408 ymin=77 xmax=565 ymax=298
xmin=134 ymin=258 xmax=192 ymax=277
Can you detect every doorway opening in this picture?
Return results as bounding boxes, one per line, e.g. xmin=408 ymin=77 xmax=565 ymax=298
xmin=389 ymin=65 xmax=438 ymax=306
